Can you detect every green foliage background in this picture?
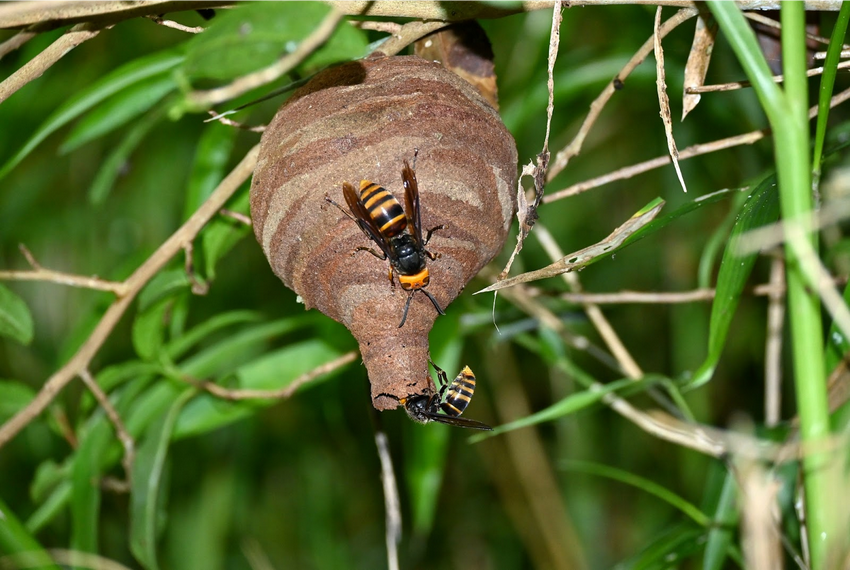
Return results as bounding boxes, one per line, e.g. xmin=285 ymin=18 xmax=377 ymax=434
xmin=0 ymin=3 xmax=848 ymax=569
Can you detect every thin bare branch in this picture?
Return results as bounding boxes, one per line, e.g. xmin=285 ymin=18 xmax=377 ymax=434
xmin=0 ymin=1 xmax=842 ymax=31
xmin=554 ymin=276 xmax=846 ymax=305
xmin=186 ymin=8 xmax=344 ymax=109
xmin=0 ymin=29 xmax=36 ymax=60
xmin=0 ymin=2 xmax=231 ymax=31
xmin=737 ymin=461 xmax=783 ymax=569
xmin=219 ymin=208 xmax=252 ymax=226
xmin=0 ymin=244 xmax=128 ymax=294
xmin=0 ymin=21 xmax=104 ymax=105
xmin=495 ymin=279 xmax=811 ymax=461
xmin=146 ymin=14 xmax=204 ymax=34
xmin=687 ymin=59 xmax=850 ymax=94
xmin=205 ymin=110 xmax=266 ymax=132
xmin=375 ymin=431 xmax=401 ymax=570
xmin=745 ymin=11 xmax=846 ymax=48
xmin=547 ymin=7 xmax=698 ymax=182
xmin=535 ymin=223 xmax=644 ymax=378
xmin=0 ymin=144 xmax=260 ymax=450
xmin=326 ymin=1 xmax=843 ymax=20
xmin=350 ymin=20 xmax=402 ymax=34
xmin=195 ymin=351 xmax=358 ymax=401
xmin=79 ymin=368 xmax=135 ymax=489
xmin=495 ymin=1 xmax=561 ymax=281
xmin=370 ymin=20 xmax=447 ymax=57
xmin=545 ymin=85 xmax=850 ymax=202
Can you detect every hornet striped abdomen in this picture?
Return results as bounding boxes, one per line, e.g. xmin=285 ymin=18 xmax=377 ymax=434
xmin=441 ymin=366 xmax=477 ymax=417
xmin=359 ymin=181 xmax=407 ymax=237
xmin=325 ymin=154 xmax=446 ymax=328
xmin=396 ymin=363 xmax=492 ymax=430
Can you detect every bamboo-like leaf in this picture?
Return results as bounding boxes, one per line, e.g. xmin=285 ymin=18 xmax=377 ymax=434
xmin=702 ymin=468 xmax=739 ymax=570
xmin=87 ymin=105 xmax=167 ymax=205
xmin=173 ymin=339 xmax=346 ymax=438
xmin=688 ymin=175 xmax=780 ymax=389
xmin=0 ymin=496 xmax=60 ymax=570
xmin=60 ymin=73 xmax=176 ymax=154
xmin=130 ymin=389 xmax=195 ymax=570
xmin=0 ymin=49 xmax=183 ymax=181
xmin=563 ymin=460 xmax=710 ymax=526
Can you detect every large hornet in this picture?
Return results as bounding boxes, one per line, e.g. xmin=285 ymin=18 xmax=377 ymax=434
xmin=395 ymin=362 xmax=492 ymax=431
xmin=326 ymin=153 xmax=444 ymax=328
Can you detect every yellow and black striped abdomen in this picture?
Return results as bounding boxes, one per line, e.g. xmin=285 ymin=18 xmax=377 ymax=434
xmin=441 ymin=366 xmax=477 ymax=417
xmin=359 ymin=180 xmax=407 ymax=238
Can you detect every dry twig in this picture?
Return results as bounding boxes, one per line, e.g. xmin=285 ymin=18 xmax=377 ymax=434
xmin=0 ymin=245 xmax=127 ymax=294
xmin=194 ymin=351 xmax=358 ymax=401
xmin=146 ymin=14 xmax=204 ymax=34
xmin=375 ymin=431 xmax=401 ymax=570
xmin=0 ymin=29 xmax=36 ymax=60
xmin=545 ymin=85 xmax=850 ymax=202
xmin=0 ymin=144 xmax=260 ymax=449
xmin=79 ymin=368 xmax=135 ymax=490
xmin=0 ymin=21 xmax=104 ymax=105
xmin=547 ymin=7 xmax=698 ymax=182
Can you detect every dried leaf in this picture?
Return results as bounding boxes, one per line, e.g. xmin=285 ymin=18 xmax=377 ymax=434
xmin=477 ymin=200 xmax=666 ymax=294
xmin=414 ymin=22 xmax=499 ymax=109
xmin=682 ymin=11 xmax=717 ymax=120
xmin=654 ymin=7 xmax=687 ymax=194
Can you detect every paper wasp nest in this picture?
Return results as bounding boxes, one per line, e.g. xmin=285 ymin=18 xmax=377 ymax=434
xmin=250 ymin=55 xmax=517 ymax=409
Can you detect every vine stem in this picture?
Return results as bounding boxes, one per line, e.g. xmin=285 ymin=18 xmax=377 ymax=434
xmin=0 ymin=144 xmax=260 ymax=450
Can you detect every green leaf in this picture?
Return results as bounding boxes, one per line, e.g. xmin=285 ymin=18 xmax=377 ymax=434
xmin=688 ymin=175 xmax=780 ymax=389
xmin=178 ymin=316 xmax=320 ymax=378
xmin=174 ymin=339 xmax=345 ymax=438
xmin=702 ymin=468 xmax=739 ymax=570
xmin=132 ymin=297 xmax=173 ymax=361
xmin=614 ymin=525 xmax=706 ymax=570
xmin=165 ymin=310 xmax=263 ymax=361
xmin=138 ymin=269 xmax=191 ymax=311
xmin=72 ymin=379 xmax=151 ymax=555
xmin=131 ymin=389 xmax=195 ymax=570
xmin=0 ymin=283 xmax=34 ymax=345
xmin=472 ymin=376 xmax=655 ymax=441
xmin=181 ymin=3 xmax=364 ymax=81
xmin=406 ymin=319 xmax=461 ymax=536
xmin=0 ymin=49 xmax=184 ymax=182
xmin=825 ymin=281 xmax=850 ymax=373
xmin=0 ymin=379 xmax=35 ymax=420
xmin=563 ymin=460 xmax=710 ymax=526
xmin=0 ymin=496 xmax=61 ymax=570
xmin=87 ymin=104 xmax=167 ymax=204
xmin=60 ymin=73 xmax=176 ymax=154
xmin=200 ymin=187 xmax=251 ymax=280
xmin=26 ymin=481 xmax=72 ymax=535
xmin=182 ymin=122 xmax=238 ymax=220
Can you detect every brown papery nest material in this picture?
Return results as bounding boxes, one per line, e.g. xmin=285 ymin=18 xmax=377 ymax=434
xmin=250 ymin=55 xmax=517 ymax=409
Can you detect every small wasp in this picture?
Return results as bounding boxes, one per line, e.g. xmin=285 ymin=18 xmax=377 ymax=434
xmin=396 ymin=363 xmax=493 ymax=431
xmin=326 ymin=154 xmax=444 ymax=328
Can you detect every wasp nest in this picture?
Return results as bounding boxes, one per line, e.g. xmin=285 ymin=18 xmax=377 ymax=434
xmin=250 ymin=55 xmax=517 ymax=409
